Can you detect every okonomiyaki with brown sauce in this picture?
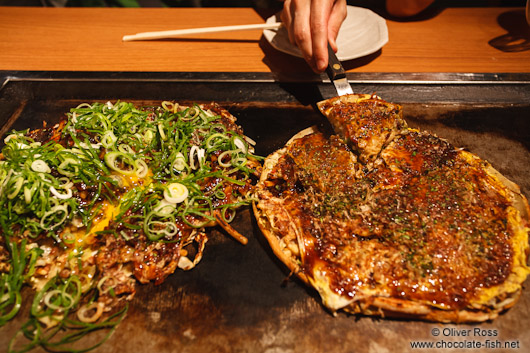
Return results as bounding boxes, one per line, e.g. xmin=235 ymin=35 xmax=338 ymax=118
xmin=254 ymin=94 xmax=530 ymax=322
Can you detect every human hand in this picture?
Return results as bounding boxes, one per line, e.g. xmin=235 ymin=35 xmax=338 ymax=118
xmin=281 ymin=0 xmax=347 ymax=73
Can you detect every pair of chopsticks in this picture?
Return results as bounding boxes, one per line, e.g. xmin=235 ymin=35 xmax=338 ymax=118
xmin=122 ymin=22 xmax=282 ymax=42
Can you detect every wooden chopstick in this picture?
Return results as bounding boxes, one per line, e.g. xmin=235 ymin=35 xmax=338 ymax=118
xmin=122 ymin=22 xmax=282 ymax=42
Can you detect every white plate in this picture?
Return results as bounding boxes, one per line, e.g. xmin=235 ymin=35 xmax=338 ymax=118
xmin=263 ymin=6 xmax=389 ymax=61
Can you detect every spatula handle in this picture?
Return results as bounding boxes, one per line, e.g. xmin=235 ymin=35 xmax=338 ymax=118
xmin=326 ymin=43 xmax=346 ymax=81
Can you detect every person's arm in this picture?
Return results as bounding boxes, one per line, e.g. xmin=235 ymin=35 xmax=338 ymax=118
xmin=281 ymin=0 xmax=347 ymax=73
xmin=385 ymin=0 xmax=436 ymax=18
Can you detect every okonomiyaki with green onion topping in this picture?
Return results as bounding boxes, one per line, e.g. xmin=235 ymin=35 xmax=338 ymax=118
xmin=0 ymin=101 xmax=261 ymax=351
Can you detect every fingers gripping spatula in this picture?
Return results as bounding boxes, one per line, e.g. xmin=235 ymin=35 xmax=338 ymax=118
xmin=325 ymin=43 xmax=353 ymax=96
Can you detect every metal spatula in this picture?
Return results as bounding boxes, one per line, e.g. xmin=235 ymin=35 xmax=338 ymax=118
xmin=325 ymin=43 xmax=353 ymax=96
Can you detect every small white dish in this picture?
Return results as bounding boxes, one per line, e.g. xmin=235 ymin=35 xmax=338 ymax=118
xmin=263 ymin=6 xmax=389 ymax=61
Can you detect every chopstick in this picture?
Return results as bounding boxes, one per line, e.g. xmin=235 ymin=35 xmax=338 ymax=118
xmin=122 ymin=22 xmax=282 ymax=42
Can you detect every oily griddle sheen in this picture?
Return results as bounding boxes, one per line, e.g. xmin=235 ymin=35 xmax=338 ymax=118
xmin=254 ymin=94 xmax=530 ymax=323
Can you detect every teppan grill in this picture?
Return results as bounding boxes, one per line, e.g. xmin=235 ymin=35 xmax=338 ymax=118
xmin=1 ymin=71 xmax=529 ymax=353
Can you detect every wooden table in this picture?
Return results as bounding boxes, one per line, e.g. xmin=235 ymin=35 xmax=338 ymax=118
xmin=0 ymin=6 xmax=529 ymax=74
